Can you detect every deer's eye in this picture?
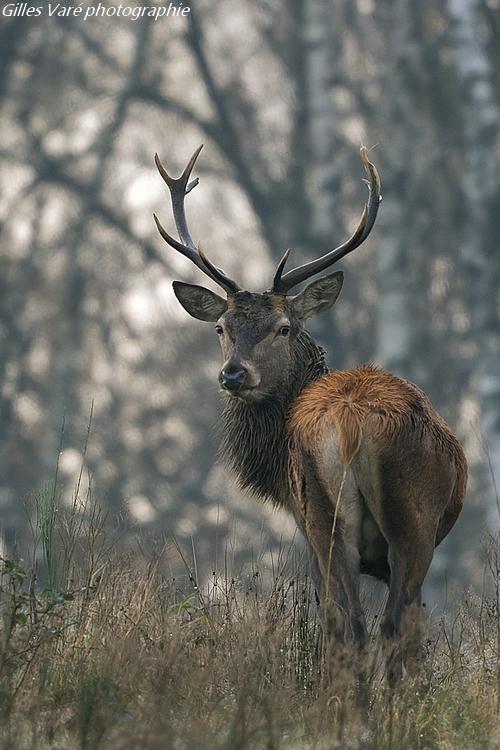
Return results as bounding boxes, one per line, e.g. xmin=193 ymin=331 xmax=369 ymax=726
xmin=215 ymin=325 xmax=223 ymax=335
xmin=279 ymin=325 xmax=290 ymax=337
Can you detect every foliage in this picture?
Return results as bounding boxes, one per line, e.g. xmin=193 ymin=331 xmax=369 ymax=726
xmin=0 ymin=1 xmax=499 ymax=590
xmin=0 ymin=488 xmax=498 ymax=749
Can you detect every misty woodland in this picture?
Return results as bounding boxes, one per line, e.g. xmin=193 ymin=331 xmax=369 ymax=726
xmin=0 ymin=1 xmax=499 ymax=748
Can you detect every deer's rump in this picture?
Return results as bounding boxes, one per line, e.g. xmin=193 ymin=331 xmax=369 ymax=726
xmin=289 ymin=363 xmax=467 ymax=575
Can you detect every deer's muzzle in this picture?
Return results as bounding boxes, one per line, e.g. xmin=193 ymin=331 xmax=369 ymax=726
xmin=219 ymin=364 xmax=248 ymax=392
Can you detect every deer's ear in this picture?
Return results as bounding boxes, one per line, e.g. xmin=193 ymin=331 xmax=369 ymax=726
xmin=291 ymin=271 xmax=344 ymax=320
xmin=173 ymin=281 xmax=228 ymax=322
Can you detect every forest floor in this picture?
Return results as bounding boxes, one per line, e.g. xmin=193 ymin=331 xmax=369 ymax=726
xmin=0 ymin=486 xmax=499 ymax=750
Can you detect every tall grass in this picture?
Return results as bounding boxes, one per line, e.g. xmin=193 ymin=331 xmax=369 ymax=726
xmin=0 ymin=479 xmax=499 ymax=749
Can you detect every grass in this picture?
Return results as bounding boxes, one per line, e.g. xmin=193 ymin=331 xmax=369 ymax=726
xmin=0 ymin=482 xmax=499 ymax=749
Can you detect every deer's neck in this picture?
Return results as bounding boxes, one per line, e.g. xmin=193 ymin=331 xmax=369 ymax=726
xmin=219 ymin=332 xmax=327 ymax=507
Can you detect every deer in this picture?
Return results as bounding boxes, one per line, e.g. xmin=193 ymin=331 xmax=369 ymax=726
xmin=152 ymin=144 xmax=467 ymax=681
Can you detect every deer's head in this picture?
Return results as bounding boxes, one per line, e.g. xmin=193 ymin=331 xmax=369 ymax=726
xmin=154 ymin=146 xmax=381 ymax=402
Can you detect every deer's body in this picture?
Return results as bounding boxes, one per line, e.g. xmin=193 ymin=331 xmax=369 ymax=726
xmin=153 ymin=145 xmax=467 ymax=680
xmin=289 ymin=364 xmax=466 ymax=644
xmin=220 ymin=325 xmax=467 ymax=647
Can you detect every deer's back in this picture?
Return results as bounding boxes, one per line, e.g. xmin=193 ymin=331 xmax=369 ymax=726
xmin=289 ymin=364 xmax=467 ymax=547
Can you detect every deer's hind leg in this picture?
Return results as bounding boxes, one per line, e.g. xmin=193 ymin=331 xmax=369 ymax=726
xmin=377 ymin=474 xmax=452 ymax=683
xmin=380 ymin=535 xmax=434 ymax=683
xmin=382 ymin=534 xmax=433 ymax=640
xmin=298 ymin=449 xmax=367 ymax=648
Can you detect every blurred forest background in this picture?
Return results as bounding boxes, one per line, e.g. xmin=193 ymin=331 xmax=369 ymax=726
xmin=0 ymin=0 xmax=499 ymax=598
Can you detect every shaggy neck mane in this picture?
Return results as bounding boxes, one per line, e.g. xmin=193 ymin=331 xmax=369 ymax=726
xmin=219 ymin=331 xmax=328 ymax=507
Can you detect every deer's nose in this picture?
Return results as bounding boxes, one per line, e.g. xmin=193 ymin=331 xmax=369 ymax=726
xmin=219 ymin=365 xmax=248 ymax=391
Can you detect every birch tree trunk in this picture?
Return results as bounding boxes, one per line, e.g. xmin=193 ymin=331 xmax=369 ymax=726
xmin=373 ymin=0 xmax=423 ymax=380
xmin=300 ymin=0 xmax=351 ymax=364
xmin=449 ymin=0 xmax=500 ymax=520
xmin=304 ymin=0 xmax=338 ymax=238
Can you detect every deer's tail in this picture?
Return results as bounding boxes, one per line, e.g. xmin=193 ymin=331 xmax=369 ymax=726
xmin=330 ymin=399 xmax=365 ymax=466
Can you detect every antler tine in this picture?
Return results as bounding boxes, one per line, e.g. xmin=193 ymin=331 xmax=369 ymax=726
xmin=154 ymin=146 xmax=240 ymax=294
xmin=272 ymin=248 xmax=290 ymax=291
xmin=197 ymin=247 xmax=240 ymax=292
xmin=153 ymin=212 xmax=200 ymax=263
xmin=357 ymin=145 xmax=381 ymax=242
xmin=154 ymin=145 xmax=203 ymax=250
xmin=272 ymin=146 xmax=381 ymax=294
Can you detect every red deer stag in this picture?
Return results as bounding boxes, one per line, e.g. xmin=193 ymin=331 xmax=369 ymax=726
xmin=153 ymin=145 xmax=467 ymax=679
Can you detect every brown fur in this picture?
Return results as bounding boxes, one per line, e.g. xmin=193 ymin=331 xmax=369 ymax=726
xmin=290 ymin=364 xmax=466 ymax=476
xmin=288 ymin=363 xmax=467 ymax=679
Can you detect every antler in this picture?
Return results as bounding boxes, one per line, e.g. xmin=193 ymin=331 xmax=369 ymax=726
xmin=272 ymin=146 xmax=381 ymax=294
xmin=153 ymin=145 xmax=240 ymax=294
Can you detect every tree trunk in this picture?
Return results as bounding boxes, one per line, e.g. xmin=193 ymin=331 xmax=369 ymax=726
xmin=449 ymin=0 xmax=500 ymax=521
xmin=304 ymin=0 xmax=338 ymax=238
xmin=373 ymin=0 xmax=422 ymax=379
